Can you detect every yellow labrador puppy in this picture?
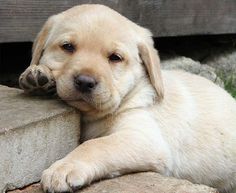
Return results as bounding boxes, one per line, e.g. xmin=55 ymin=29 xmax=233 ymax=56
xmin=19 ymin=4 xmax=236 ymax=193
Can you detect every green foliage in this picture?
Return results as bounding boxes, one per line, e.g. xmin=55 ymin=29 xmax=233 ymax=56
xmin=224 ymin=75 xmax=236 ymax=98
xmin=216 ymin=71 xmax=236 ymax=98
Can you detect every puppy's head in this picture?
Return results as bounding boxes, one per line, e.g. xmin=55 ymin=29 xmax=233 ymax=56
xmin=31 ymin=4 xmax=164 ymax=117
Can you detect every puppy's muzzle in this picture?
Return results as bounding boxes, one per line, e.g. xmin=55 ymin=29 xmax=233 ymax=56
xmin=74 ymin=74 xmax=97 ymax=93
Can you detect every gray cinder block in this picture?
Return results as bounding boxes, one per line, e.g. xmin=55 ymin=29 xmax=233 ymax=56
xmin=0 ymin=85 xmax=80 ymax=192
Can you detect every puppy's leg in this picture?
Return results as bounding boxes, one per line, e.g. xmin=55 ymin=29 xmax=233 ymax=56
xmin=19 ymin=64 xmax=56 ymax=95
xmin=41 ymin=129 xmax=171 ymax=193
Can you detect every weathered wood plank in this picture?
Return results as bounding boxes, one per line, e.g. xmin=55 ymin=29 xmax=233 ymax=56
xmin=0 ymin=0 xmax=236 ymax=42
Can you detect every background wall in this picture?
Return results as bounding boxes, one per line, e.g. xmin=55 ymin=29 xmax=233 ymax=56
xmin=1 ymin=0 xmax=236 ymax=42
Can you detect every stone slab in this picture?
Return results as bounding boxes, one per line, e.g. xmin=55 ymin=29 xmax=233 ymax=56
xmin=0 ymin=85 xmax=80 ymax=192
xmin=8 ymin=172 xmax=218 ymax=193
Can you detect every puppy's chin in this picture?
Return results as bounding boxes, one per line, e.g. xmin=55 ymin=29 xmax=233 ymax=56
xmin=64 ymin=94 xmax=121 ymax=120
xmin=57 ymin=88 xmax=121 ymax=118
xmin=66 ymin=99 xmax=95 ymax=112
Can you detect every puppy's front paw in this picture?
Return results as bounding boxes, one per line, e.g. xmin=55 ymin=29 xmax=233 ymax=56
xmin=41 ymin=160 xmax=91 ymax=193
xmin=19 ymin=65 xmax=56 ymax=95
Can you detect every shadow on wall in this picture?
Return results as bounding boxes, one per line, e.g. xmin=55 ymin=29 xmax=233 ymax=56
xmin=0 ymin=42 xmax=32 ymax=88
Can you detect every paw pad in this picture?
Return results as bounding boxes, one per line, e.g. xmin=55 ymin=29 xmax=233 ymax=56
xmin=19 ymin=65 xmax=56 ymax=95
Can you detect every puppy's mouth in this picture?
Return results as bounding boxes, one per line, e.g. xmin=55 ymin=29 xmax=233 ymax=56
xmin=61 ymin=91 xmax=112 ymax=110
xmin=82 ymin=94 xmax=112 ymax=107
xmin=68 ymin=97 xmax=119 ymax=117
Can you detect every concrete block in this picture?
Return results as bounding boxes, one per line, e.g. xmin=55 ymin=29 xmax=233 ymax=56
xmin=0 ymin=85 xmax=80 ymax=193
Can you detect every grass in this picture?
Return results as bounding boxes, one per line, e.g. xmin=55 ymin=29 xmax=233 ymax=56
xmin=224 ymin=76 xmax=236 ymax=98
xmin=216 ymin=70 xmax=236 ymax=98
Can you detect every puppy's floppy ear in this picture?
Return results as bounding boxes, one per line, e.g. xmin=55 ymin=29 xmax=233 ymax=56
xmin=138 ymin=42 xmax=164 ymax=101
xmin=30 ymin=16 xmax=55 ymax=66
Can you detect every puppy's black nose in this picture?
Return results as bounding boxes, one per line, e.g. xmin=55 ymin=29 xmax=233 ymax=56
xmin=74 ymin=74 xmax=97 ymax=93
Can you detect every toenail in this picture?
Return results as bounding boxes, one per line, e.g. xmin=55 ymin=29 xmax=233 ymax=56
xmin=71 ymin=185 xmax=82 ymax=192
xmin=19 ymin=78 xmax=30 ymax=89
xmin=47 ymin=84 xmax=56 ymax=90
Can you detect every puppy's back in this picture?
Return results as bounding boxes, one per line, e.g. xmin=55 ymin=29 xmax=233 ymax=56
xmin=154 ymin=70 xmax=236 ymax=191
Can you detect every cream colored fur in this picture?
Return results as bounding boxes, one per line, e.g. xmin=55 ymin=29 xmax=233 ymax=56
xmin=20 ymin=4 xmax=236 ymax=193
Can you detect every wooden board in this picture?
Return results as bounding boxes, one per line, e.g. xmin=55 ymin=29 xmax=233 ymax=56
xmin=0 ymin=0 xmax=236 ymax=42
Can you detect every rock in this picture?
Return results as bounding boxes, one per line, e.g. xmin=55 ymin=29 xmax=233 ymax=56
xmin=7 ymin=172 xmax=218 ymax=193
xmin=203 ymin=48 xmax=236 ymax=92
xmin=161 ymin=56 xmax=224 ymax=87
xmin=203 ymin=48 xmax=236 ymax=74
xmin=0 ymin=85 xmax=80 ymax=192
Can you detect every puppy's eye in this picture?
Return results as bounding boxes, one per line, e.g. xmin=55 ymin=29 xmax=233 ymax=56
xmin=61 ymin=42 xmax=75 ymax=53
xmin=108 ymin=53 xmax=123 ymax=63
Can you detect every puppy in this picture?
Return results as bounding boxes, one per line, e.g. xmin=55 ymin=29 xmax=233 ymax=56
xmin=19 ymin=4 xmax=236 ymax=193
